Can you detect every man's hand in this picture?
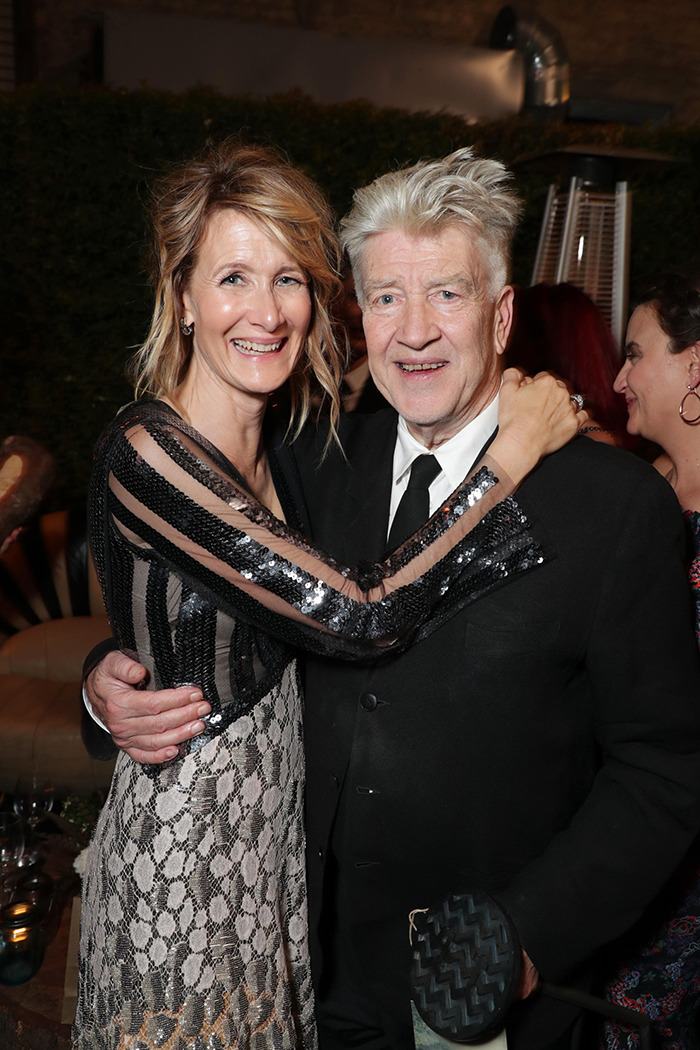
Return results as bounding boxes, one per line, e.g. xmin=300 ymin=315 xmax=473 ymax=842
xmin=515 ymin=949 xmax=539 ymax=1000
xmin=86 ymin=651 xmax=211 ymax=764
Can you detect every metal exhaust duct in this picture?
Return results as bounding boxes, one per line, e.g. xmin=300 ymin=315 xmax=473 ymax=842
xmin=490 ymin=6 xmax=569 ymax=114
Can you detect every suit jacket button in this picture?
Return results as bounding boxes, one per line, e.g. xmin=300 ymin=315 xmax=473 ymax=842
xmin=360 ymin=693 xmax=378 ymax=712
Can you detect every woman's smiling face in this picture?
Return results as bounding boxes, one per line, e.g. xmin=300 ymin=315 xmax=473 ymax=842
xmin=181 ymin=209 xmax=312 ymax=407
xmin=614 ymin=303 xmax=696 ymax=441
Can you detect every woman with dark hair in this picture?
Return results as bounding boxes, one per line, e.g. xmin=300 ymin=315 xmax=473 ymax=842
xmin=605 ymin=273 xmax=700 ymax=1049
xmin=508 ymin=283 xmax=631 ymax=446
xmin=73 ymin=139 xmax=579 ymax=1049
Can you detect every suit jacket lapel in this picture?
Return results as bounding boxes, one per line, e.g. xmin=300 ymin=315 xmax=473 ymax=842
xmin=471 ymin=425 xmax=498 ymax=471
xmin=467 ymin=425 xmax=557 ymax=574
xmin=341 ymin=413 xmax=396 ymax=562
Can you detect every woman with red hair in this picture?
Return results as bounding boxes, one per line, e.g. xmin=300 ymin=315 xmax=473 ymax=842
xmin=508 ymin=283 xmax=631 ymax=447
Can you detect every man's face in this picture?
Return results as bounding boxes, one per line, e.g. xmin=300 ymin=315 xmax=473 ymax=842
xmin=360 ymin=225 xmax=513 ymax=448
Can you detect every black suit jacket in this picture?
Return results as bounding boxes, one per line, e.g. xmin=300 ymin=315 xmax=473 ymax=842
xmin=295 ymin=408 xmax=700 ymax=1047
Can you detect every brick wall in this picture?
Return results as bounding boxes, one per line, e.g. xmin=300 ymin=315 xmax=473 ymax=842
xmin=24 ymin=0 xmax=698 ymax=123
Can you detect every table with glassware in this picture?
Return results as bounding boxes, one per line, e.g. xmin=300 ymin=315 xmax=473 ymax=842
xmin=0 ymin=775 xmax=83 ymax=1050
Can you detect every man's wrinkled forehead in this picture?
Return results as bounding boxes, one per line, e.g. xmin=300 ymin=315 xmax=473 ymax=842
xmin=358 ymin=224 xmax=497 ymax=300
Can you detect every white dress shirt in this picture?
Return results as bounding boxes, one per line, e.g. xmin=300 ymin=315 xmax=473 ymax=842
xmin=387 ymin=393 xmax=499 ymax=541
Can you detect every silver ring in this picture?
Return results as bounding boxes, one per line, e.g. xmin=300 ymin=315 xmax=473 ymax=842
xmin=570 ymin=393 xmax=584 ymax=411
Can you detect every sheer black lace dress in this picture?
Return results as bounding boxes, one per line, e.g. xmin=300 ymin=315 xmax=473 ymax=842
xmin=74 ymin=400 xmax=544 ymax=1050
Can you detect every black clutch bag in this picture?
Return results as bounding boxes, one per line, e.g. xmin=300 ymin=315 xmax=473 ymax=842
xmin=410 ymin=889 xmax=654 ymax=1048
xmin=410 ymin=890 xmax=520 ymax=1043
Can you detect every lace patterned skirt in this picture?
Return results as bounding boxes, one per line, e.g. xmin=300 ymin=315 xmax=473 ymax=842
xmin=73 ymin=662 xmax=316 ymax=1049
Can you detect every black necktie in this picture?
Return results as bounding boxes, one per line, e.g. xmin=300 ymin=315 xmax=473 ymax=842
xmin=387 ymin=454 xmax=441 ymax=551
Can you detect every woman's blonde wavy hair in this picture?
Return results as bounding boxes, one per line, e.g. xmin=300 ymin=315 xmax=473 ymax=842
xmin=130 ymin=139 xmax=345 ymax=438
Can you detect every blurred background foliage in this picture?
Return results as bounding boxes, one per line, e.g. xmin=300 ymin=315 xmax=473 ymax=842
xmin=3 ymin=86 xmax=700 ymax=508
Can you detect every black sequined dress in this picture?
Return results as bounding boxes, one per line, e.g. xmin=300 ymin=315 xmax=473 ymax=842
xmin=74 ymin=401 xmax=544 ymax=1050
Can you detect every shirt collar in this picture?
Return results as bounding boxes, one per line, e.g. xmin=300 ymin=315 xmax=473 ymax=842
xmin=394 ymin=392 xmax=500 ymax=491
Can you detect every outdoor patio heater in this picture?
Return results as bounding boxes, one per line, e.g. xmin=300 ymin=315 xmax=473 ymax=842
xmin=525 ymin=146 xmax=677 ymax=346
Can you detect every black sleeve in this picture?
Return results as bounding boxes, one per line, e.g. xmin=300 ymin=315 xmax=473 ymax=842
xmin=499 ymin=470 xmax=700 ymax=980
xmin=80 ymin=636 xmax=119 ymax=761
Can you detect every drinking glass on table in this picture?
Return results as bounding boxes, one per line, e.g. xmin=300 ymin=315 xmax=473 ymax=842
xmin=13 ymin=775 xmax=54 ymax=867
xmin=0 ymin=815 xmax=24 ymax=903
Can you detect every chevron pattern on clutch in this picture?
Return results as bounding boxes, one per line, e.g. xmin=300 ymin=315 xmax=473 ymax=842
xmin=410 ymin=890 xmax=521 ymax=1044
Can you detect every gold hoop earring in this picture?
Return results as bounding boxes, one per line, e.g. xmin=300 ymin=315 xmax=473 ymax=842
xmin=680 ymin=385 xmax=700 ymax=425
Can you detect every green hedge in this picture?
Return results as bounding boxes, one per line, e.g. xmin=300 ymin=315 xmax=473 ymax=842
xmin=3 ymin=86 xmax=700 ymax=506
